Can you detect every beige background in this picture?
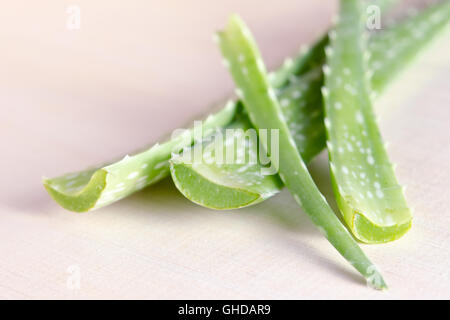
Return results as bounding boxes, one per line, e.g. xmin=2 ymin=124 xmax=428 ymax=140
xmin=0 ymin=0 xmax=449 ymax=299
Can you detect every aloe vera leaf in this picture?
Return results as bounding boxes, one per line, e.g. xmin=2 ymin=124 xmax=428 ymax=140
xmin=323 ymin=0 xmax=417 ymax=243
xmin=217 ymin=14 xmax=387 ymax=289
xmin=170 ymin=110 xmax=283 ymax=209
xmin=172 ymin=1 xmax=450 ymax=211
xmin=43 ymin=103 xmax=237 ymax=212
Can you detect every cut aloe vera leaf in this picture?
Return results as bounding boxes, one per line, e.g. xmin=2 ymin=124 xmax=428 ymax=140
xmin=43 ymin=102 xmax=238 ymax=212
xmin=322 ymin=0 xmax=415 ymax=243
xmin=217 ymin=14 xmax=387 ymax=289
xmin=171 ymin=111 xmax=283 ymax=209
xmin=173 ymin=1 xmax=450 ymax=211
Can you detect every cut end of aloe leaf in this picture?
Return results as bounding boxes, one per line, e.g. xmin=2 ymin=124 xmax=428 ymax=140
xmin=169 ymin=123 xmax=283 ymax=210
xmin=334 ymin=187 xmax=412 ymax=243
xmin=42 ymin=169 xmax=107 ymax=212
xmin=353 ymin=212 xmax=412 ymax=244
xmin=42 ymin=147 xmax=172 ymax=213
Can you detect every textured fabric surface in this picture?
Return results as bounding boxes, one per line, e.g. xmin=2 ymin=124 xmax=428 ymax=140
xmin=0 ymin=0 xmax=449 ymax=299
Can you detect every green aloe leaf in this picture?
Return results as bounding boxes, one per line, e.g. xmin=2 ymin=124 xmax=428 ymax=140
xmin=321 ymin=0 xmax=448 ymax=243
xmin=171 ymin=110 xmax=283 ymax=209
xmin=43 ymin=103 xmax=237 ymax=212
xmin=172 ymin=1 xmax=450 ymax=212
xmin=217 ymin=13 xmax=387 ymax=289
